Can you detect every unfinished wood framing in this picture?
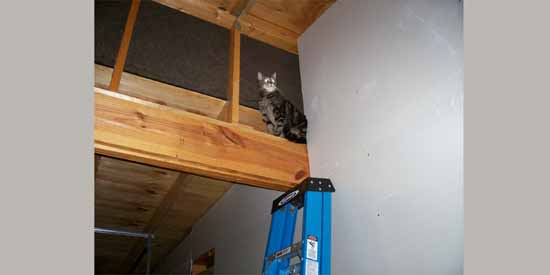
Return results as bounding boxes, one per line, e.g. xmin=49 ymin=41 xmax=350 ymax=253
xmin=247 ymin=0 xmax=334 ymax=34
xmin=154 ymin=0 xmax=300 ymax=53
xmin=109 ymin=0 xmax=141 ymax=91
xmin=93 ymin=2 xmax=339 ymax=273
xmin=232 ymin=0 xmax=256 ymax=18
xmin=95 ymin=87 xmax=309 ymax=190
xmin=120 ymin=173 xmax=188 ymax=273
xmin=151 ymin=0 xmax=335 ymax=54
xmin=95 ymin=156 xmax=180 ymax=273
xmin=226 ymin=28 xmax=241 ymax=123
xmin=95 ymin=156 xmax=232 ymax=274
xmin=95 ymin=64 xmax=266 ymax=132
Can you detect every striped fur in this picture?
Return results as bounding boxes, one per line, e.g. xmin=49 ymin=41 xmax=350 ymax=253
xmin=258 ymin=72 xmax=307 ymax=144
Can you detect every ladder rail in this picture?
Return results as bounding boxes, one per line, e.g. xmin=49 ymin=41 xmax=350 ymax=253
xmin=262 ymin=177 xmax=335 ymax=275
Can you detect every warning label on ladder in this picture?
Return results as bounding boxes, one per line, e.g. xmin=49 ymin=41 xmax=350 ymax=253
xmin=306 ymin=235 xmax=318 ymax=260
xmin=305 ymin=259 xmax=319 ymax=275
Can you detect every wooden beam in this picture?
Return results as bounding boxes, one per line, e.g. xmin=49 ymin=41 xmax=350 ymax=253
xmin=239 ymin=13 xmax=299 ymax=53
xmin=95 ymin=156 xmax=181 ymax=274
xmin=232 ymin=0 xmax=256 ymax=18
xmin=95 ymin=154 xmax=101 ymax=177
xmin=153 ymin=0 xmax=235 ymax=29
xmin=121 ymin=173 xmax=190 ymax=273
xmin=95 ymin=87 xmax=309 ymax=191
xmin=109 ymin=0 xmax=141 ymax=91
xmin=95 ymin=64 xmax=266 ymax=132
xmin=154 ymin=0 xmax=299 ymax=54
xmin=226 ymin=28 xmax=241 ymax=123
xmin=137 ymin=175 xmax=231 ymax=273
xmin=245 ymin=0 xmax=335 ymax=34
xmin=150 ymin=173 xmax=189 ymax=233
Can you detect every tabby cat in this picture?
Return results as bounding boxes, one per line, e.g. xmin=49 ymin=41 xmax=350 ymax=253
xmin=257 ymin=72 xmax=307 ymax=144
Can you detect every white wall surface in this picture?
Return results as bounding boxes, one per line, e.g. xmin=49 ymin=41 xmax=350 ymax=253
xmin=298 ymin=0 xmax=463 ymax=274
xmin=156 ymin=0 xmax=463 ymax=274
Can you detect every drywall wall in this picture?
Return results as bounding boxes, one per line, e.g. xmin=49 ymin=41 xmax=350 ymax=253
xmin=154 ymin=184 xmax=304 ymax=274
xmin=156 ymin=0 xmax=463 ymax=274
xmin=298 ymin=0 xmax=463 ymax=274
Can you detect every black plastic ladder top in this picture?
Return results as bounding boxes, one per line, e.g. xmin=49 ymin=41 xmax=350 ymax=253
xmin=271 ymin=177 xmax=335 ymax=213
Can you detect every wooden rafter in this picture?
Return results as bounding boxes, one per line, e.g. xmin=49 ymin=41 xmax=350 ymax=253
xmin=225 ymin=28 xmax=241 ymax=123
xmin=95 ymin=156 xmax=182 ymax=274
xmin=120 ymin=173 xmax=189 ymax=273
xmin=94 ymin=154 xmax=101 ymax=177
xmin=109 ymin=0 xmax=141 ymax=91
xmin=95 ymin=64 xmax=266 ymax=132
xmin=232 ymin=0 xmax=256 ymax=18
xmin=154 ymin=0 xmax=300 ymax=53
xmin=95 ymin=87 xmax=309 ymax=191
xmin=133 ymin=175 xmax=231 ymax=273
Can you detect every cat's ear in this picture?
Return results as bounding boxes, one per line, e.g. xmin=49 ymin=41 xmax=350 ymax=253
xmin=257 ymin=72 xmax=263 ymax=80
xmin=272 ymin=72 xmax=277 ymax=80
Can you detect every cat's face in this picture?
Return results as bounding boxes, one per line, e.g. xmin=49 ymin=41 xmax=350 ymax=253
xmin=258 ymin=72 xmax=277 ymax=93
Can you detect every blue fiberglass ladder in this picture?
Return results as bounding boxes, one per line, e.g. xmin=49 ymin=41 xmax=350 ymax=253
xmin=262 ymin=177 xmax=335 ymax=275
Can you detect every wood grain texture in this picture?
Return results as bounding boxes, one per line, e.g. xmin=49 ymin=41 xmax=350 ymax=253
xmin=154 ymin=0 xmax=300 ymax=54
xmin=95 ymin=157 xmax=233 ymax=274
xmin=134 ymin=175 xmax=232 ymax=273
xmin=95 ymin=154 xmax=101 ymax=177
xmin=95 ymin=156 xmax=180 ymax=275
xmin=238 ymin=13 xmax=298 ymax=53
xmin=94 ymin=87 xmax=309 ymax=191
xmin=95 ymin=64 xmax=266 ymax=133
xmin=247 ymin=0 xmax=335 ymax=34
xmin=96 ymin=234 xmax=137 ymax=273
xmin=201 ymin=0 xmax=243 ymax=14
xmin=120 ymin=173 xmax=188 ymax=273
xmin=153 ymin=0 xmax=336 ymax=54
xmin=226 ymin=29 xmax=241 ymax=123
xmin=232 ymin=0 xmax=256 ymax=17
xmin=154 ymin=0 xmax=236 ymax=29
xmin=109 ymin=0 xmax=141 ymax=91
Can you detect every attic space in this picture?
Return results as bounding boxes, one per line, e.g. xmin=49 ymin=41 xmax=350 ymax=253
xmin=94 ymin=0 xmax=463 ymax=274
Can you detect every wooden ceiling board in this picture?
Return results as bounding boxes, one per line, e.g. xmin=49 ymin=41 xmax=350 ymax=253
xmin=95 ymin=233 xmax=139 ymax=274
xmin=203 ymin=0 xmax=243 ymax=13
xmin=153 ymin=0 xmax=335 ymax=53
xmin=248 ymin=0 xmax=335 ymax=34
xmin=130 ymin=175 xmax=231 ymax=273
xmin=135 ymin=236 xmax=186 ymax=273
xmin=95 ymin=156 xmax=181 ymax=274
xmin=153 ymin=0 xmax=236 ymax=29
xmin=95 ymin=215 xmax=147 ymax=232
xmin=95 ymin=155 xmax=234 ymax=274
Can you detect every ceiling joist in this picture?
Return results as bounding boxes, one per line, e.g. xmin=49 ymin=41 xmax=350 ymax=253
xmin=109 ymin=0 xmax=141 ymax=91
xmin=95 ymin=64 xmax=267 ymax=132
xmin=153 ymin=0 xmax=304 ymax=53
xmin=95 ymin=87 xmax=310 ymax=191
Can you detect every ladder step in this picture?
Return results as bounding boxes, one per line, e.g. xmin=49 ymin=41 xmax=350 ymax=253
xmin=267 ymin=241 xmax=302 ymax=263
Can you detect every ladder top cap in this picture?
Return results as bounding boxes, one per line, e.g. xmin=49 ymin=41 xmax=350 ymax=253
xmin=271 ymin=177 xmax=335 ymax=213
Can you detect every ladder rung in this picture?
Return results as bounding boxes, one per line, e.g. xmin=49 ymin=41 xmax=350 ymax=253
xmin=267 ymin=241 xmax=302 ymax=262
